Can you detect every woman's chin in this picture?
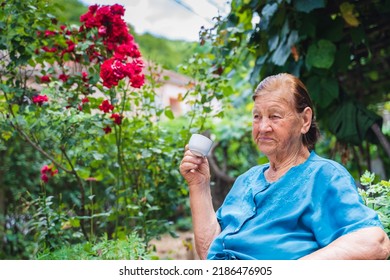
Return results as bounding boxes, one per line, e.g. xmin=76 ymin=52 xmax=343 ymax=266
xmin=258 ymin=146 xmax=276 ymax=157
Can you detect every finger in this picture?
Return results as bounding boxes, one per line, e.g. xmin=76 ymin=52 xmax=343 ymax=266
xmin=184 ymin=148 xmax=197 ymax=157
xmin=184 ymin=145 xmax=203 ymax=158
xmin=182 ymin=155 xmax=204 ymax=166
xmin=180 ymin=162 xmax=199 ymax=172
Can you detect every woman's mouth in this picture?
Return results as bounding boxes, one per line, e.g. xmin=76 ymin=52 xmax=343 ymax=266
xmin=257 ymin=136 xmax=273 ymax=142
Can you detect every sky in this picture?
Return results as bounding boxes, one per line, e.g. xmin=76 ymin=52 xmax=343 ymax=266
xmin=80 ymin=0 xmax=231 ymax=42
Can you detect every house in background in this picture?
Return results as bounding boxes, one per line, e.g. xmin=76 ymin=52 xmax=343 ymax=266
xmin=143 ymin=61 xmax=222 ymax=119
xmin=150 ymin=64 xmax=193 ymax=118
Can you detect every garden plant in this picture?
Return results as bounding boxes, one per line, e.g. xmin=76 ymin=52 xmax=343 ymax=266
xmin=0 ymin=1 xmax=230 ymax=259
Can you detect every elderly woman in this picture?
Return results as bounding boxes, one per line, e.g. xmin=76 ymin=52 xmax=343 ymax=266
xmin=179 ymin=73 xmax=390 ymax=260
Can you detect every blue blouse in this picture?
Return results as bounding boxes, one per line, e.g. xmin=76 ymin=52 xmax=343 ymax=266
xmin=207 ymin=151 xmax=383 ymax=260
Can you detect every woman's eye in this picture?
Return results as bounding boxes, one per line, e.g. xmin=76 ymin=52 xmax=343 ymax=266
xmin=270 ymin=115 xmax=281 ymax=119
xmin=253 ymin=114 xmax=259 ymax=119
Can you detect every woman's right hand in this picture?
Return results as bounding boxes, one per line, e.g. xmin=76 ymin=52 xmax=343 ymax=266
xmin=180 ymin=146 xmax=219 ymax=260
xmin=179 ymin=145 xmax=211 ymax=186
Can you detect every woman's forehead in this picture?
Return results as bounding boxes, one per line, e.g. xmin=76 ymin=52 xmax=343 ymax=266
xmin=254 ymin=89 xmax=295 ymax=106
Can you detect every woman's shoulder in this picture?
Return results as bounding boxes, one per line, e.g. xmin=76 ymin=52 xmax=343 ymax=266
xmin=308 ymin=151 xmax=352 ymax=178
xmin=302 ymin=152 xmax=360 ymax=202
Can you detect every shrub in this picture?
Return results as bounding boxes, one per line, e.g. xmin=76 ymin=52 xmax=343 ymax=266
xmin=359 ymin=171 xmax=390 ymax=236
xmin=0 ymin=0 xmax=228 ymax=259
xmin=36 ymin=233 xmax=152 ymax=260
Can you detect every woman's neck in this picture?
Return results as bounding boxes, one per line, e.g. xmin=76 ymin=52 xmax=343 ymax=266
xmin=265 ymin=147 xmax=310 ymax=182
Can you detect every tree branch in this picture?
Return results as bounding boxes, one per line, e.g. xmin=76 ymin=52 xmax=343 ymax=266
xmin=10 ymin=122 xmax=72 ymax=173
xmin=371 ymin=123 xmax=390 ymax=158
xmin=207 ymin=142 xmax=236 ymax=184
xmin=59 ymin=146 xmax=88 ymax=240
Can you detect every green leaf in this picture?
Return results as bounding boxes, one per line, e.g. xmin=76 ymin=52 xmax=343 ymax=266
xmin=322 ymin=17 xmax=344 ymax=42
xmin=306 ymin=76 xmax=339 ymax=108
xmin=164 ymin=108 xmax=174 ymax=120
xmin=294 ymin=0 xmax=325 ymax=13
xmin=12 ymin=104 xmax=19 ymax=114
xmin=367 ymin=71 xmax=379 ymax=81
xmin=1 ymin=131 xmax=12 ymax=141
xmin=69 ymin=218 xmax=80 ymax=228
xmin=76 ymin=167 xmax=91 ymax=180
xmin=340 ymin=2 xmax=360 ymax=27
xmin=350 ymin=26 xmax=366 ymax=44
xmin=360 ymin=170 xmax=375 ymax=186
xmin=92 ymin=172 xmax=105 ymax=181
xmin=271 ymin=30 xmax=298 ymax=66
xmin=268 ymin=35 xmax=279 ymax=52
xmin=333 ymin=44 xmax=350 ymax=73
xmin=306 ymin=40 xmax=336 ymax=69
xmin=92 ymin=152 xmax=104 ymax=160
xmin=260 ymin=3 xmax=278 ymax=29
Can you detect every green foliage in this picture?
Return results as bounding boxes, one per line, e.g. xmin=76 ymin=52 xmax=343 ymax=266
xmin=178 ymin=52 xmax=233 ymax=132
xmin=306 ymin=75 xmax=339 ymax=108
xmin=294 ymin=0 xmax=325 ymax=13
xmin=306 ymin=39 xmax=336 ymax=69
xmin=359 ymin=171 xmax=390 ymax=236
xmin=211 ymin=109 xmax=265 ymax=178
xmin=134 ymin=32 xmax=199 ymax=71
xmin=30 ymin=193 xmax=77 ymax=251
xmin=51 ymin=0 xmax=87 ymax=26
xmin=37 ymin=233 xmax=152 ymax=260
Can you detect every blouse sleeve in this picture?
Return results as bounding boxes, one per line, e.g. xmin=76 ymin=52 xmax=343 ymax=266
xmin=308 ymin=164 xmax=383 ymax=247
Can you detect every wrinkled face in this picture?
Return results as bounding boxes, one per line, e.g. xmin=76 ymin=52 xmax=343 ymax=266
xmin=252 ymin=89 xmax=306 ymax=158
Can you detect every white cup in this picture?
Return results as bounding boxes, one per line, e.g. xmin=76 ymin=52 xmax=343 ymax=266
xmin=188 ymin=134 xmax=213 ymax=157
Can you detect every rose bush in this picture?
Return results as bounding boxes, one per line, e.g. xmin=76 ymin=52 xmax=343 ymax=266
xmin=0 ymin=0 xmax=223 ymax=258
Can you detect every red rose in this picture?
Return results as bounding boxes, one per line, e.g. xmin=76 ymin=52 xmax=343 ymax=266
xmin=98 ymin=25 xmax=107 ymax=37
xmin=110 ymin=4 xmax=125 ymax=16
xmin=95 ymin=5 xmax=111 ymax=27
xmin=42 ymin=46 xmax=57 ymax=53
xmin=66 ymin=40 xmax=75 ymax=52
xmin=40 ymin=75 xmax=51 ymax=83
xmin=81 ymin=97 xmax=89 ymax=104
xmin=100 ymin=58 xmax=127 ymax=88
xmin=103 ymin=125 xmax=112 ymax=134
xmin=59 ymin=74 xmax=69 ymax=82
xmin=114 ymin=42 xmax=141 ymax=59
xmin=80 ymin=4 xmax=144 ymax=89
xmin=32 ymin=95 xmax=49 ymax=106
xmin=40 ymin=164 xmax=58 ymax=183
xmin=130 ymin=58 xmax=144 ymax=74
xmin=130 ymin=74 xmax=145 ymax=89
xmin=41 ymin=173 xmax=49 ymax=183
xmin=110 ymin=113 xmax=123 ymax=125
xmin=82 ymin=72 xmax=89 ymax=82
xmin=44 ymin=30 xmax=56 ymax=37
xmin=80 ymin=5 xmax=99 ymax=28
xmin=99 ymin=99 xmax=114 ymax=113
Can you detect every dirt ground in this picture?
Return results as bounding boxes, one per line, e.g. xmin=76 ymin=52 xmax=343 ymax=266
xmin=149 ymin=231 xmax=200 ymax=260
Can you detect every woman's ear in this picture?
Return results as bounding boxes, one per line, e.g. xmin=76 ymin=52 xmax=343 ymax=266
xmin=300 ymin=107 xmax=312 ymax=134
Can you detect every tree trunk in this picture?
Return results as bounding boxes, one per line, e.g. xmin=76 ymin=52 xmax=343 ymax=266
xmin=207 ymin=142 xmax=236 ymax=210
xmin=371 ymin=123 xmax=390 ymax=158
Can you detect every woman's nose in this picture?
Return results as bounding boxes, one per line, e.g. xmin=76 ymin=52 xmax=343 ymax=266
xmin=258 ymin=118 xmax=272 ymax=132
